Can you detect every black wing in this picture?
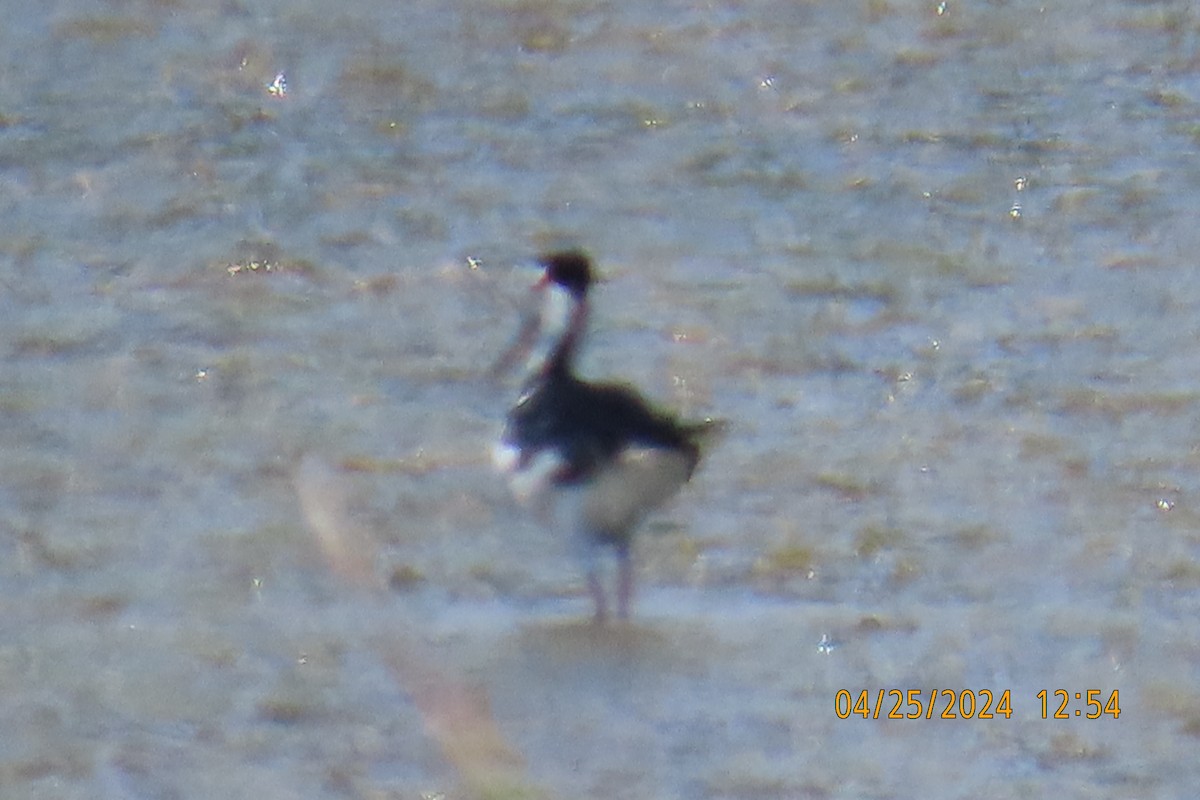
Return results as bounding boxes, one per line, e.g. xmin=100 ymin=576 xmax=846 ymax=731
xmin=503 ymin=374 xmax=700 ymax=485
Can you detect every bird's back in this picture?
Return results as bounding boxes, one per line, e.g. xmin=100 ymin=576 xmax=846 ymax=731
xmin=505 ymin=368 xmax=701 ymax=486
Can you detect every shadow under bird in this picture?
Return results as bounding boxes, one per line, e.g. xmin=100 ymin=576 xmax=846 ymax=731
xmin=492 ymin=250 xmax=721 ymax=622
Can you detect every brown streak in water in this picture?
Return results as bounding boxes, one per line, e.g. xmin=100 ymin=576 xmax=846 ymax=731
xmin=294 ymin=455 xmax=546 ymax=800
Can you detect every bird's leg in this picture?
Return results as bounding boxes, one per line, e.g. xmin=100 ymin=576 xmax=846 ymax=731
xmin=588 ymin=566 xmax=608 ymax=623
xmin=573 ymin=532 xmax=604 ymax=623
xmin=577 ymin=530 xmax=610 ymax=623
xmin=615 ymin=540 xmax=633 ymax=620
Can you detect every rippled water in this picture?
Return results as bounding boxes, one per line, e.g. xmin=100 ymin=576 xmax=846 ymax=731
xmin=3 ymin=1 xmax=1199 ymax=798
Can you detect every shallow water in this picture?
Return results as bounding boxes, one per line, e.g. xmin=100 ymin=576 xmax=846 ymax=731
xmin=3 ymin=1 xmax=1200 ymax=797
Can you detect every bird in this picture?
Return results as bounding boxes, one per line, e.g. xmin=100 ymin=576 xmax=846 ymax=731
xmin=492 ymin=250 xmax=719 ymax=622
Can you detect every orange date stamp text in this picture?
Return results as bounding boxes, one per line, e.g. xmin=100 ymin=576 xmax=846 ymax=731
xmin=834 ymin=689 xmax=1121 ymax=720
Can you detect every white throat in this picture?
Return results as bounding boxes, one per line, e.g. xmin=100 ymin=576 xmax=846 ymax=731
xmin=524 ymin=282 xmax=582 ymax=376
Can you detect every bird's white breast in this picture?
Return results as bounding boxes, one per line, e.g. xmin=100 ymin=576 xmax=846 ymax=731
xmin=493 ymin=440 xmax=567 ymax=506
xmin=576 ymin=446 xmax=694 ymax=536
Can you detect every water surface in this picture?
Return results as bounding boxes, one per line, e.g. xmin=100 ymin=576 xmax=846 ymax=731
xmin=2 ymin=1 xmax=1199 ymax=798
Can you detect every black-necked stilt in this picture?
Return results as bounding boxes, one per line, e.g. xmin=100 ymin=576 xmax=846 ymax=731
xmin=493 ymin=251 xmax=718 ymax=622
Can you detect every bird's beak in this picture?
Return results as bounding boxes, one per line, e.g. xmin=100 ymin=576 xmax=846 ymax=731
xmin=487 ymin=274 xmax=550 ymax=381
xmin=489 ymin=307 xmax=539 ymax=380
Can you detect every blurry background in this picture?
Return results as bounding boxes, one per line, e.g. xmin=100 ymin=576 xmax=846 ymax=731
xmin=2 ymin=0 xmax=1199 ymax=797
